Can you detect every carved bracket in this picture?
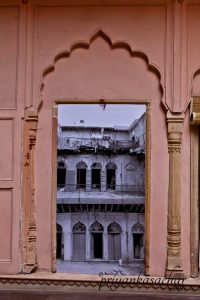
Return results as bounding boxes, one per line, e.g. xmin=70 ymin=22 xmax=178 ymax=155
xmin=165 ymin=112 xmax=185 ymax=278
xmin=22 ymin=107 xmax=38 ymax=273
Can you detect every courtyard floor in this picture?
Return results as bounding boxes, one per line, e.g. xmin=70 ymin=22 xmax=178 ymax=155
xmin=56 ymin=260 xmax=144 ymax=275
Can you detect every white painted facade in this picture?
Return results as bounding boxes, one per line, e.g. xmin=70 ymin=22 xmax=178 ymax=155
xmin=57 ymin=113 xmax=145 ymax=262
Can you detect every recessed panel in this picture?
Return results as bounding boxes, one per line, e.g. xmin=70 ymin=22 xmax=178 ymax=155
xmin=0 ymin=189 xmax=12 ymax=261
xmin=0 ymin=119 xmax=13 ymax=180
xmin=0 ymin=7 xmax=19 ymax=109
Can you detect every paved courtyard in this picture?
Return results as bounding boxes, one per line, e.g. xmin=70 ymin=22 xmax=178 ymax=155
xmin=56 ymin=260 xmax=144 ymax=275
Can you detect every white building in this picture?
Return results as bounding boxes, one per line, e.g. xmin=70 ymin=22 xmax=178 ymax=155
xmin=57 ymin=113 xmax=145 ymax=264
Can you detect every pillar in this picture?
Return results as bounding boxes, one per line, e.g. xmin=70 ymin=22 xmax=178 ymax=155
xmin=103 ymin=231 xmax=108 ymax=260
xmin=165 ymin=112 xmax=184 ymax=278
xmin=86 ymin=170 xmax=91 ymax=192
xmin=64 ymin=231 xmax=71 ymax=261
xmin=121 ymin=232 xmax=129 ymax=261
xmin=86 ymin=228 xmax=90 ymax=260
xmin=101 ymin=170 xmax=106 ymax=192
xmin=22 ymin=107 xmax=38 ymax=273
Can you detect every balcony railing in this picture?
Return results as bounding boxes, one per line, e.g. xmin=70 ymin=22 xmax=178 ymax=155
xmin=58 ymin=135 xmax=145 ymax=152
xmin=57 ymin=184 xmax=145 ymax=194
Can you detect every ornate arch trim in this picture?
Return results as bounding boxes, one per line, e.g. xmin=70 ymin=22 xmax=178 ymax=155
xmin=39 ymin=29 xmax=164 ymax=102
xmin=90 ymin=221 xmax=104 ymax=233
xmin=108 ymin=222 xmax=122 ymax=234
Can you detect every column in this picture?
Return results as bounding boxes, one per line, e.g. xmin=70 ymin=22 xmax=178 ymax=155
xmin=121 ymin=232 xmax=129 ymax=261
xmin=64 ymin=217 xmax=72 ymax=260
xmin=101 ymin=170 xmax=106 ymax=192
xmin=22 ymin=107 xmax=38 ymax=273
xmin=86 ymin=170 xmax=91 ymax=192
xmin=165 ymin=112 xmax=184 ymax=278
xmin=103 ymin=231 xmax=108 ymax=260
xmin=64 ymin=231 xmax=71 ymax=261
xmin=86 ymin=228 xmax=90 ymax=260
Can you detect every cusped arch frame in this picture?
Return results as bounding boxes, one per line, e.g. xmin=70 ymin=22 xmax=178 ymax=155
xmin=49 ymin=29 xmax=160 ymax=276
xmin=39 ymin=28 xmax=164 ymax=104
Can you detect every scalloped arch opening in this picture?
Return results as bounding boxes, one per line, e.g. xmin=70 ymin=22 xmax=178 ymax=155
xmin=40 ymin=29 xmax=164 ymax=102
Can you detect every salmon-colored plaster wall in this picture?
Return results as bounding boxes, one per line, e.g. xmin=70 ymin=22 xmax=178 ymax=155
xmin=0 ymin=0 xmax=199 ymax=276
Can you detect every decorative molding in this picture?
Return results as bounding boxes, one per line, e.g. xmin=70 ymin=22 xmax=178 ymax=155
xmin=132 ymin=222 xmax=144 ymax=233
xmin=0 ymin=275 xmax=199 ymax=293
xmin=125 ymin=161 xmax=137 ymax=171
xmin=22 ymin=107 xmax=38 ymax=273
xmin=108 ymin=222 xmax=122 ymax=233
xmin=165 ymin=111 xmax=184 ymax=278
xmin=39 ymin=29 xmax=164 ymax=103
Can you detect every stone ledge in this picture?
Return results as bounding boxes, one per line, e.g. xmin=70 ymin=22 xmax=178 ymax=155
xmin=0 ymin=273 xmax=200 ymax=294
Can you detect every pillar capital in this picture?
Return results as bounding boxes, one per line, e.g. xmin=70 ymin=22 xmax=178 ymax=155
xmin=167 ymin=112 xmax=184 ymax=152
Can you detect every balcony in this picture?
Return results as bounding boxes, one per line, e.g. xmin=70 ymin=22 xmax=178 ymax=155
xmin=57 ymin=136 xmax=145 ymax=154
xmin=57 ymin=184 xmax=145 ymax=205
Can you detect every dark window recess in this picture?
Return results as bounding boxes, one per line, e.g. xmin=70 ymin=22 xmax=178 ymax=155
xmin=56 ymin=224 xmax=62 ymax=259
xmin=57 ymin=168 xmax=66 ymax=186
xmin=77 ymin=169 xmax=86 ymax=189
xmin=92 ymin=233 xmax=103 ymax=259
xmin=92 ymin=169 xmax=101 ymax=188
xmin=106 ymin=169 xmax=116 ymax=189
xmin=133 ymin=233 xmax=143 ymax=259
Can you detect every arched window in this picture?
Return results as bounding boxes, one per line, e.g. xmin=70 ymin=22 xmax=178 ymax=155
xmin=57 ymin=161 xmax=66 ymax=187
xmin=56 ymin=223 xmax=63 ymax=259
xmin=106 ymin=162 xmax=116 ymax=190
xmin=108 ymin=222 xmax=121 ymax=260
xmin=76 ymin=161 xmax=87 ymax=189
xmin=90 ymin=221 xmax=104 ymax=259
xmin=91 ymin=162 xmax=101 ymax=189
xmin=132 ymin=222 xmax=144 ymax=259
xmin=72 ymin=222 xmax=86 ymax=261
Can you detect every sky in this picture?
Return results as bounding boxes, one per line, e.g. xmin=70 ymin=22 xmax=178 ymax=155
xmin=58 ymin=104 xmax=146 ymax=127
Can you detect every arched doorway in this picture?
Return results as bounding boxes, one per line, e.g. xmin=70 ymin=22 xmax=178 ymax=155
xmin=72 ymin=222 xmax=86 ymax=261
xmin=108 ymin=222 xmax=121 ymax=260
xmin=90 ymin=221 xmax=104 ymax=259
xmin=132 ymin=222 xmax=144 ymax=259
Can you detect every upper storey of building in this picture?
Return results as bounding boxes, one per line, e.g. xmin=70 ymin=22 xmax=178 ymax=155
xmin=58 ymin=112 xmax=145 ymax=155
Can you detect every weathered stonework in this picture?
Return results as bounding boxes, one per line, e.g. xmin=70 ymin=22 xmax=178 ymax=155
xmin=22 ymin=107 xmax=38 ymax=273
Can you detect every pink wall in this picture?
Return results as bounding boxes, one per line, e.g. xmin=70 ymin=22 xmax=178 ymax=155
xmin=0 ymin=0 xmax=198 ymax=276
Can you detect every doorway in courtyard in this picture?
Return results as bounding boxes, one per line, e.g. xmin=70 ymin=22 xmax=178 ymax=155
xmin=55 ymin=102 xmax=149 ymax=275
xmin=91 ymin=233 xmax=103 ymax=259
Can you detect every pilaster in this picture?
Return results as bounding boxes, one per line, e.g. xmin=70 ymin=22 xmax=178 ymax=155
xmin=165 ymin=111 xmax=184 ymax=278
xmin=22 ymin=107 xmax=38 ymax=273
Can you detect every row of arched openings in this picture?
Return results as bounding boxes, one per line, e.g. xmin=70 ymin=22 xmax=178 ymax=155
xmin=73 ymin=221 xmax=121 ymax=260
xmin=57 ymin=221 xmax=144 ymax=261
xmin=57 ymin=161 xmax=116 ymax=190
